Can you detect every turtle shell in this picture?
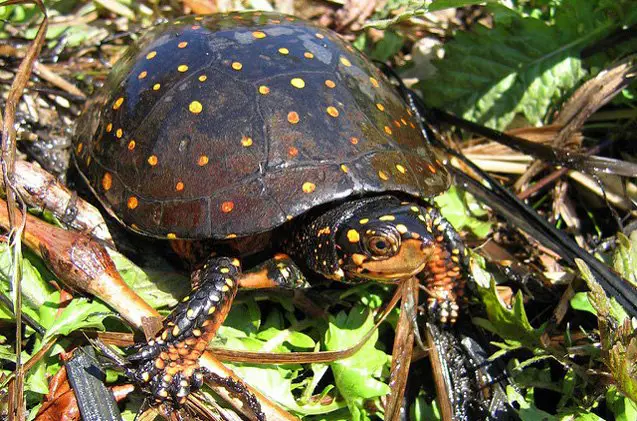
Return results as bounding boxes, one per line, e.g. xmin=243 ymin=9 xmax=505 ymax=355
xmin=74 ymin=11 xmax=449 ymax=240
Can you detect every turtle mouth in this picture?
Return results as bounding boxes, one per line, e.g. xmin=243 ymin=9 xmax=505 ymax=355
xmin=346 ymin=239 xmax=433 ymax=282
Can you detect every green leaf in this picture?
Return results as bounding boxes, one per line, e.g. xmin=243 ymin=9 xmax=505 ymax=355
xmin=613 ymin=232 xmax=637 ymax=287
xmin=570 ymin=292 xmax=597 ymax=315
xmin=324 ymin=305 xmax=390 ymax=418
xmin=419 ymin=1 xmax=635 ymax=130
xmin=470 ymin=257 xmax=543 ymax=347
xmin=435 ymin=186 xmax=492 ymax=238
xmin=507 ymin=386 xmax=559 ymax=421
xmin=606 ymin=386 xmax=637 ymax=421
xmin=42 ymin=298 xmax=113 ymax=343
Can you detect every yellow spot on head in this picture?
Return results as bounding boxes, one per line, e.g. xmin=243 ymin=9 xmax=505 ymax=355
xmin=167 ymin=233 xmax=177 ymax=239
xmin=241 ymin=136 xmax=253 ymax=147
xmin=128 ymin=140 xmax=136 ymax=150
xmin=221 ymin=201 xmax=234 ymax=213
xmin=379 ymin=215 xmax=395 ymax=221
xmin=340 ymin=164 xmax=349 ymax=173
xmin=102 ymin=173 xmax=112 ymax=190
xmin=378 ymin=170 xmax=389 ymax=181
xmin=178 ymin=41 xmax=188 ymax=48
xmin=175 ymin=181 xmax=184 ymax=191
xmin=198 ymin=75 xmax=207 ymax=82
xmin=287 ymin=111 xmax=300 ymax=124
xmin=359 ymin=218 xmax=369 ymax=224
xmin=231 ymin=61 xmax=243 ymax=70
xmin=340 ymin=57 xmax=352 ymax=67
xmin=146 ymin=51 xmax=157 ymax=59
xmin=147 ymin=155 xmax=158 ymax=166
xmin=290 ymin=78 xmax=305 ymax=89
xmin=106 ymin=123 xmax=113 ymax=132
xmin=127 ymin=196 xmax=139 ymax=209
xmin=178 ymin=64 xmax=189 ymax=72
xmin=116 ymin=128 xmax=123 ymax=138
xmin=396 ymin=224 xmax=408 ymax=234
xmin=304 ymin=52 xmax=314 ymax=59
xmin=302 ymin=182 xmax=316 ymax=194
xmin=370 ymin=77 xmax=379 ymax=87
xmin=325 ymin=79 xmax=336 ymax=88
xmin=326 ymin=106 xmax=339 ymax=117
xmin=347 ymin=229 xmax=360 ymax=243
xmin=278 ymin=47 xmax=289 ymax=55
xmin=396 ymin=164 xmax=406 ymax=173
xmin=252 ymin=31 xmax=267 ymax=39
xmin=189 ymin=100 xmax=203 ymax=114
xmin=258 ymin=85 xmax=270 ymax=95
xmin=113 ymin=97 xmax=124 ymax=110
xmin=138 ymin=71 xmax=147 ymax=79
xmin=198 ymin=155 xmax=209 ymax=166
xmin=152 ymin=83 xmax=161 ymax=90
xmin=376 ymin=103 xmax=385 ymax=111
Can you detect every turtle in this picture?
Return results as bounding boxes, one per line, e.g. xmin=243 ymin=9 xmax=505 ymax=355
xmin=73 ymin=10 xmax=468 ymax=410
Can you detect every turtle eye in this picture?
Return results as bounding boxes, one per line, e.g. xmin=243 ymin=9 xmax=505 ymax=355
xmin=365 ymin=232 xmax=399 ymax=257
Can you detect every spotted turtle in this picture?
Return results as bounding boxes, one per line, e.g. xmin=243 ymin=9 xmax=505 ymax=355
xmin=74 ymin=11 xmax=467 ymax=410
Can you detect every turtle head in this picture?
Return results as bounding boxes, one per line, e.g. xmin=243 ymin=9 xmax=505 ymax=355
xmin=314 ymin=197 xmax=438 ymax=283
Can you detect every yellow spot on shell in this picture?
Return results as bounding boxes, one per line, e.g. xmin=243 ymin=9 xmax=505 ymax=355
xmin=347 ymin=229 xmax=360 ymax=243
xmin=178 ymin=41 xmax=188 ymax=48
xmin=198 ymin=75 xmax=207 ymax=82
xmin=288 ymin=146 xmax=299 ymax=157
xmin=370 ymin=77 xmax=379 ymax=87
xmin=241 ymin=136 xmax=253 ymax=147
xmin=147 ymin=155 xmax=158 ymax=166
xmin=428 ymin=164 xmax=437 ymax=174
xmin=278 ymin=47 xmax=289 ymax=55
xmin=231 ymin=61 xmax=243 ymax=70
xmin=167 ymin=233 xmax=177 ymax=239
xmin=325 ymin=79 xmax=335 ymax=88
xmin=396 ymin=164 xmax=406 ymax=173
xmin=146 ymin=51 xmax=157 ymax=59
xmin=378 ymin=170 xmax=389 ymax=180
xmin=115 ymin=128 xmax=123 ymax=138
xmin=252 ymin=31 xmax=267 ymax=39
xmin=106 ymin=123 xmax=112 ymax=132
xmin=178 ymin=64 xmax=189 ymax=72
xmin=379 ymin=215 xmax=396 ymax=221
xmin=175 ymin=181 xmax=184 ymax=191
xmin=153 ymin=83 xmax=161 ymax=90
xmin=189 ymin=101 xmax=203 ymax=114
xmin=376 ymin=103 xmax=385 ymax=111
xmin=340 ymin=57 xmax=352 ymax=67
xmin=127 ymin=196 xmax=138 ymax=209
xmin=396 ymin=224 xmax=408 ymax=234
xmin=198 ymin=155 xmax=209 ymax=166
xmin=302 ymin=182 xmax=316 ymax=193
xmin=304 ymin=52 xmax=314 ymax=59
xmin=138 ymin=71 xmax=147 ymax=79
xmin=113 ymin=97 xmax=124 ymax=110
xmin=287 ymin=111 xmax=300 ymax=124
xmin=291 ymin=78 xmax=305 ymax=88
xmin=221 ymin=201 xmax=234 ymax=213
xmin=259 ymin=85 xmax=270 ymax=95
xmin=226 ymin=233 xmax=237 ymax=239
xmin=326 ymin=106 xmax=339 ymax=117
xmin=340 ymin=164 xmax=349 ymax=173
xmin=128 ymin=140 xmax=136 ymax=150
xmin=102 ymin=173 xmax=112 ymax=190
xmin=350 ymin=137 xmax=359 ymax=145
xmin=384 ymin=126 xmax=392 ymax=135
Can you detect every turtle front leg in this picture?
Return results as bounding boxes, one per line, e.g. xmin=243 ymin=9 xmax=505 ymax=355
xmin=239 ymin=253 xmax=309 ymax=290
xmin=127 ymin=256 xmax=244 ymax=406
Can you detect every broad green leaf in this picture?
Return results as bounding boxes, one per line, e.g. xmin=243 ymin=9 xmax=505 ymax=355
xmin=324 ymin=305 xmax=390 ymax=419
xmin=570 ymin=292 xmax=596 ymax=315
xmin=419 ymin=1 xmax=636 ymax=130
xmin=507 ymin=386 xmax=558 ymax=421
xmin=471 ymin=258 xmax=543 ymax=347
xmin=613 ymin=232 xmax=637 ymax=287
xmin=606 ymin=386 xmax=637 ymax=421
xmin=41 ymin=298 xmax=113 ymax=343
xmin=435 ymin=186 xmax=492 ymax=238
